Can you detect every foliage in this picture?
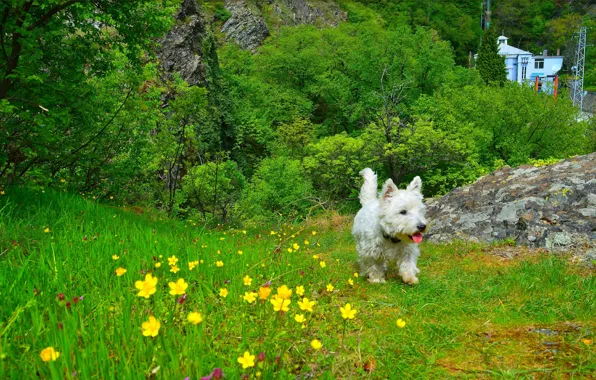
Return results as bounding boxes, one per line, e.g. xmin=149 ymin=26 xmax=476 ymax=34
xmin=180 ymin=158 xmax=245 ymax=223
xmin=241 ymin=156 xmax=313 ymax=225
xmin=476 ymin=27 xmax=507 ymax=86
xmin=303 ymin=133 xmax=376 ymax=200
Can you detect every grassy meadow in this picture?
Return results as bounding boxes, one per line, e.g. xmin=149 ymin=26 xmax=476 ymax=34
xmin=1 ymin=189 xmax=595 ymax=379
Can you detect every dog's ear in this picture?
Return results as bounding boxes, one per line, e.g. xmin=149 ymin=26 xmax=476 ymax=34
xmin=381 ymin=178 xmax=398 ymax=201
xmin=406 ymin=176 xmax=422 ymax=193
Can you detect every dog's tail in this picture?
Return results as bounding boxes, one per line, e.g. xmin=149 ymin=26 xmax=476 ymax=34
xmin=358 ymin=168 xmax=377 ymax=206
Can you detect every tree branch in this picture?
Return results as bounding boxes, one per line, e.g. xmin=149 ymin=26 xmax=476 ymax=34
xmin=26 ymin=0 xmax=81 ymax=31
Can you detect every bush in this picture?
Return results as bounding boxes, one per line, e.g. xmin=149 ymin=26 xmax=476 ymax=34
xmin=180 ymin=160 xmax=245 ymax=223
xmin=241 ymin=156 xmax=313 ymax=225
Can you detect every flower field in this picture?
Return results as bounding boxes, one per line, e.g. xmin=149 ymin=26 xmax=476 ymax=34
xmin=1 ymin=189 xmax=595 ymax=378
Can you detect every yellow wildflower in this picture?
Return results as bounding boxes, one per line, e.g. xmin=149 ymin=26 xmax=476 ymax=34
xmin=216 ymin=261 xmax=224 ymax=267
xmin=141 ymin=316 xmax=160 ymax=337
xmin=396 ymin=318 xmax=406 ymax=328
xmin=168 ymin=278 xmax=188 ymax=296
xmin=276 ymin=285 xmax=292 ymax=300
xmin=155 ymin=262 xmax=162 ymax=268
xmin=340 ymin=303 xmax=357 ymax=319
xmin=294 ymin=314 xmax=306 ymax=323
xmin=295 ymin=285 xmax=305 ymax=296
xmin=348 ymin=278 xmax=354 ymax=286
xmin=135 ymin=273 xmax=158 ymax=298
xmin=270 ymin=296 xmax=291 ymax=312
xmin=312 ymin=231 xmax=317 ymax=235
xmin=168 ymin=255 xmax=178 ymax=266
xmin=287 ymin=248 xmax=293 ymax=253
xmin=243 ymin=292 xmax=257 ymax=304
xmin=44 ymin=227 xmax=50 ymax=233
xmin=237 ymin=351 xmax=255 ymax=369
xmin=312 ymin=254 xmax=319 ymax=259
xmin=187 ymin=311 xmax=203 ymax=325
xmin=298 ymin=297 xmax=316 ymax=312
xmin=219 ymin=288 xmax=229 ymax=298
xmin=304 ymin=240 xmax=309 ymax=245
xmin=115 ymin=267 xmax=127 ymax=276
xmin=310 ymin=339 xmax=322 ymax=350
xmin=243 ymin=275 xmax=252 ymax=286
xmin=293 ymin=243 xmax=300 ymax=250
xmin=326 ymin=284 xmax=334 ymax=292
xmin=40 ymin=347 xmax=60 ymax=362
xmin=112 ymin=255 xmax=119 ymax=260
xmin=170 ymin=265 xmax=180 ymax=273
xmin=319 ymin=261 xmax=326 ymax=268
xmin=353 ymin=272 xmax=359 ymax=278
xmin=259 ymin=287 xmax=272 ymax=300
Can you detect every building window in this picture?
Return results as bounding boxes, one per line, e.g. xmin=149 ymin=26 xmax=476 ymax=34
xmin=522 ymin=66 xmax=527 ymax=80
xmin=534 ymin=59 xmax=544 ymax=69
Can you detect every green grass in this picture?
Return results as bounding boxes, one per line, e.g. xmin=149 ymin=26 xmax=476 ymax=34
xmin=1 ymin=188 xmax=595 ymax=378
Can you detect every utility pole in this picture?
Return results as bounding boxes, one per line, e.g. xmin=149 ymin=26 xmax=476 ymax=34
xmin=481 ymin=0 xmax=491 ymax=30
xmin=571 ymin=26 xmax=587 ymax=112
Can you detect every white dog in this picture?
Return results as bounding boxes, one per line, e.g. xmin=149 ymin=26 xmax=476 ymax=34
xmin=352 ymin=168 xmax=427 ymax=284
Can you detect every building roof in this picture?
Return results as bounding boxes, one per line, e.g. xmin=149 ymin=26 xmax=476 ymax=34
xmin=498 ymin=43 xmax=532 ymax=56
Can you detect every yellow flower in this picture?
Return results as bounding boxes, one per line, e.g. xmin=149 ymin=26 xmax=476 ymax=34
xmin=187 ymin=311 xmax=203 ymax=325
xmin=310 ymin=339 xmax=322 ymax=350
xmin=312 ymin=231 xmax=317 ymax=236
xmin=326 ymin=283 xmax=334 ymax=292
xmin=294 ymin=314 xmax=306 ymax=323
xmin=348 ymin=278 xmax=354 ymax=286
xmin=259 ymin=287 xmax=272 ymax=300
xmin=44 ymin=227 xmax=50 ymax=233
xmin=243 ymin=292 xmax=257 ymax=304
xmin=304 ymin=240 xmax=309 ymax=245
xmin=319 ymin=261 xmax=326 ymax=268
xmin=396 ymin=318 xmax=406 ymax=328
xmin=276 ymin=285 xmax=292 ymax=300
xmin=312 ymin=254 xmax=319 ymax=259
xmin=115 ymin=267 xmax=127 ymax=276
xmin=295 ymin=285 xmax=305 ymax=296
xmin=216 ymin=261 xmax=224 ymax=267
xmin=40 ymin=347 xmax=60 ymax=362
xmin=188 ymin=261 xmax=197 ymax=270
xmin=168 ymin=255 xmax=178 ymax=266
xmin=155 ymin=262 xmax=162 ymax=268
xmin=112 ymin=255 xmax=119 ymax=260
xmin=287 ymin=248 xmax=293 ymax=253
xmin=243 ymin=230 xmax=247 ymax=234
xmin=583 ymin=339 xmax=593 ymax=345
xmin=270 ymin=231 xmax=276 ymax=235
xmin=0 ymin=190 xmax=4 ymax=195
xmin=340 ymin=303 xmax=357 ymax=319
xmin=243 ymin=275 xmax=252 ymax=286
xmin=298 ymin=297 xmax=316 ymax=312
xmin=237 ymin=250 xmax=243 ymax=255
xmin=135 ymin=273 xmax=158 ymax=298
xmin=293 ymin=243 xmax=300 ymax=250
xmin=270 ymin=296 xmax=291 ymax=312
xmin=237 ymin=351 xmax=255 ymax=369
xmin=170 ymin=265 xmax=180 ymax=273
xmin=353 ymin=272 xmax=359 ymax=278
xmin=168 ymin=278 xmax=188 ymax=295
xmin=141 ymin=315 xmax=160 ymax=337
xmin=219 ymin=288 xmax=229 ymax=298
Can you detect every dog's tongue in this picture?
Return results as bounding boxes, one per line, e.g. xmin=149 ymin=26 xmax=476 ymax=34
xmin=412 ymin=232 xmax=423 ymax=243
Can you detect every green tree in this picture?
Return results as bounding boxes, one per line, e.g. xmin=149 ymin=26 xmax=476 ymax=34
xmin=477 ymin=27 xmax=507 ymax=85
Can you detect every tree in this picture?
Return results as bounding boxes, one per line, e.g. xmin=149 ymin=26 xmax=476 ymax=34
xmin=477 ymin=27 xmax=507 ymax=85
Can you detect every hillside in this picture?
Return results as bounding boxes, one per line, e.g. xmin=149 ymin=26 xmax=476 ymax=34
xmin=1 ymin=189 xmax=595 ymax=377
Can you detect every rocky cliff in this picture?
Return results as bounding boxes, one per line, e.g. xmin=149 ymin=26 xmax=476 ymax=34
xmin=222 ymin=0 xmax=346 ymax=50
xmin=426 ymin=153 xmax=596 ymax=259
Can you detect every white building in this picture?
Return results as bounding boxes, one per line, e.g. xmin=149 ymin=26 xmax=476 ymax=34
xmin=497 ymin=35 xmax=563 ymax=85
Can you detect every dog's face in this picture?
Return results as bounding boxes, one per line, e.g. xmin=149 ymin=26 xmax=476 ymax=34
xmin=379 ymin=177 xmax=427 ymax=244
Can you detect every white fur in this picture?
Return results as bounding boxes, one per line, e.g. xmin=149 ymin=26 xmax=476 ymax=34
xmin=352 ymin=168 xmax=427 ymax=284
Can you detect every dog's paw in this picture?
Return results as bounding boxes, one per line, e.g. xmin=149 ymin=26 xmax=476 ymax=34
xmin=367 ymin=277 xmax=386 ymax=284
xmin=401 ymin=274 xmax=419 ymax=285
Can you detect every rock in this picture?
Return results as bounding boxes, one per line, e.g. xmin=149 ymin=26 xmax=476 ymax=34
xmin=222 ymin=0 xmax=346 ymax=51
xmin=426 ymin=153 xmax=596 ymax=255
xmin=158 ymin=0 xmax=210 ymax=86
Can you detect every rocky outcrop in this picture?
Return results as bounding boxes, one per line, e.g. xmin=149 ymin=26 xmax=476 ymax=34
xmin=426 ymin=153 xmax=596 ymax=258
xmin=222 ymin=0 xmax=346 ymax=50
xmin=158 ymin=0 xmax=210 ymax=86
